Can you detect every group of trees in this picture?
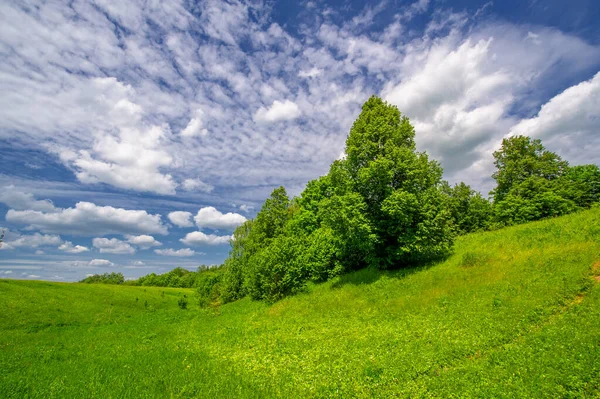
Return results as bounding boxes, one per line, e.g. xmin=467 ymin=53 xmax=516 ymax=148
xmin=217 ymin=96 xmax=600 ymax=303
xmin=220 ymin=97 xmax=455 ymax=302
xmin=80 ymin=272 xmax=125 ymax=285
xmin=491 ymin=136 xmax=599 ymax=224
xmin=81 ymin=96 xmax=600 ymax=305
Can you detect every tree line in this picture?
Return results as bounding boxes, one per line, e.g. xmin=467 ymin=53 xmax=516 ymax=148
xmin=83 ymin=96 xmax=600 ymax=304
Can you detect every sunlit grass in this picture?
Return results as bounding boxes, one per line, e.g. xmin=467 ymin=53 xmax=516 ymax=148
xmin=1 ymin=208 xmax=599 ymax=397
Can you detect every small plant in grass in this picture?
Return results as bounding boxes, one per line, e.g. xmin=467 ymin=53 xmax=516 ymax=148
xmin=178 ymin=296 xmax=188 ymax=310
xmin=460 ymin=252 xmax=489 ymax=268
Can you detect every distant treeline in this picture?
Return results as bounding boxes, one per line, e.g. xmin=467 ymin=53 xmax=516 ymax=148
xmin=82 ymin=96 xmax=600 ymax=305
xmin=80 ymin=266 xmax=225 ymax=307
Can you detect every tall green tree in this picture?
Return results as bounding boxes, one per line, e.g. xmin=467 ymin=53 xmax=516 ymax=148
xmin=491 ymin=135 xmax=568 ymax=203
xmin=344 ymin=96 xmax=453 ymax=267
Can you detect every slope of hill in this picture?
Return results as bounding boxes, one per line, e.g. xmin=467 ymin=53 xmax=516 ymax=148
xmin=1 ymin=208 xmax=600 ymax=398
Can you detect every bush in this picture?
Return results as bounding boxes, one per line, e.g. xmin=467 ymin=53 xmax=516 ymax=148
xmin=177 ymin=295 xmax=188 ymax=310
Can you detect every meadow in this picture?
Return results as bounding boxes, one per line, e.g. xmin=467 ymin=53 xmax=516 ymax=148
xmin=1 ymin=208 xmax=600 ymax=398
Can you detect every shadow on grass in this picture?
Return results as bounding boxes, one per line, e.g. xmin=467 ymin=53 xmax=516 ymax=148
xmin=330 ymin=255 xmax=448 ymax=290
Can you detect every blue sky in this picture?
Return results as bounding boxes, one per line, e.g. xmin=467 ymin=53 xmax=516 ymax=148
xmin=1 ymin=0 xmax=599 ymax=282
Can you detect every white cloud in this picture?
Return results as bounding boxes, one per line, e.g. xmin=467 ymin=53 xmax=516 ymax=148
xmin=6 ymin=196 xmax=168 ymax=236
xmin=194 ymin=207 xmax=247 ymax=230
xmin=381 ymin=24 xmax=600 ymax=190
xmin=58 ymin=241 xmax=90 ymax=254
xmin=63 ymin=122 xmax=178 ymax=195
xmin=0 ymin=0 xmax=598 ymax=231
xmin=402 ymin=0 xmax=430 ymax=20
xmin=181 ymin=179 xmax=214 ymax=193
xmin=168 ymin=211 xmax=194 ymax=228
xmin=0 ymin=186 xmax=58 ymax=212
xmin=298 ymin=67 xmax=322 ymax=78
xmin=508 ymin=72 xmax=600 ymax=166
xmin=180 ymin=231 xmax=231 ymax=246
xmin=181 ymin=109 xmax=208 ymax=137
xmin=92 ymin=238 xmax=136 ymax=254
xmin=125 ymin=235 xmax=162 ymax=249
xmin=87 ymin=259 xmax=115 ymax=267
xmin=1 ymin=270 xmax=13 ymax=275
xmin=239 ymin=204 xmax=254 ymax=213
xmin=154 ymin=248 xmax=197 ymax=257
xmin=254 ymin=100 xmax=301 ymax=123
xmin=35 ymin=250 xmax=45 ymax=255
xmin=5 ymin=233 xmax=62 ymax=249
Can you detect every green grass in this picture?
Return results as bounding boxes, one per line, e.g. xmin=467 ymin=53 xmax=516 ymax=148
xmin=2 ymin=208 xmax=600 ymax=398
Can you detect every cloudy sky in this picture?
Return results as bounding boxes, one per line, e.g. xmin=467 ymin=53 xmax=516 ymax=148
xmin=1 ymin=0 xmax=599 ymax=282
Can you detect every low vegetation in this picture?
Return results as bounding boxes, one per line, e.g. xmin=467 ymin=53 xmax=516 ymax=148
xmin=1 ymin=208 xmax=600 ymax=397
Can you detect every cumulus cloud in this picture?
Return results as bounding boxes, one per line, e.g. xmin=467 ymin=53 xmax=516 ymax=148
xmin=154 ymin=248 xmax=197 ymax=257
xmin=92 ymin=238 xmax=136 ymax=254
xmin=62 ymin=121 xmax=178 ymax=195
xmin=254 ymin=100 xmax=301 ymax=123
xmin=168 ymin=211 xmax=194 ymax=228
xmin=508 ymin=72 xmax=600 ymax=166
xmin=180 ymin=231 xmax=231 ymax=246
xmin=181 ymin=179 xmax=214 ymax=193
xmin=58 ymin=241 xmax=90 ymax=254
xmin=181 ymin=109 xmax=208 ymax=137
xmin=125 ymin=235 xmax=162 ymax=249
xmin=5 ymin=232 xmax=62 ymax=249
xmin=1 ymin=0 xmax=598 ymax=206
xmin=0 ymin=186 xmax=58 ymax=212
xmin=6 ymin=195 xmax=168 ymax=236
xmin=381 ymin=23 xmax=599 ymax=190
xmin=194 ymin=207 xmax=247 ymax=230
xmin=87 ymin=259 xmax=115 ymax=267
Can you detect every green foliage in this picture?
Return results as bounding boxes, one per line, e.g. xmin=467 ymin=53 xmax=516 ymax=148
xmin=2 ymin=209 xmax=600 ymax=398
xmin=79 ymin=272 xmax=124 ymax=285
xmin=177 ymin=295 xmax=188 ymax=310
xmin=441 ymin=181 xmax=493 ymax=234
xmin=560 ymin=164 xmax=600 ymax=207
xmin=491 ymin=135 xmax=568 ymax=203
xmin=128 ymin=265 xmax=223 ymax=290
xmin=221 ymin=96 xmax=456 ymax=302
xmin=195 ymin=266 xmax=224 ymax=307
xmin=494 ymin=177 xmax=578 ymax=225
xmin=344 ymin=97 xmax=453 ymax=267
xmin=490 ymin=135 xmax=599 ymax=226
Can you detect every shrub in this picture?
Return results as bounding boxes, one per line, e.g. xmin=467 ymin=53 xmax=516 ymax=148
xmin=177 ymin=296 xmax=188 ymax=310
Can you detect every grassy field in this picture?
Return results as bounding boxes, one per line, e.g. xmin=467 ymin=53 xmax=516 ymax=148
xmin=1 ymin=208 xmax=600 ymax=398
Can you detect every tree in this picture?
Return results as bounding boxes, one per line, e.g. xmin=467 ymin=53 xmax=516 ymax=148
xmin=560 ymin=164 xmax=600 ymax=208
xmin=344 ymin=96 xmax=453 ymax=268
xmin=220 ymin=187 xmax=293 ymax=302
xmin=219 ymin=96 xmax=455 ymax=302
xmin=489 ymin=135 xmax=599 ymax=225
xmin=491 ymin=135 xmax=568 ymax=203
xmin=494 ymin=177 xmax=577 ymax=225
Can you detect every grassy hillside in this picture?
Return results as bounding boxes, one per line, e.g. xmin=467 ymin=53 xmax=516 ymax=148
xmin=1 ymin=208 xmax=600 ymax=398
